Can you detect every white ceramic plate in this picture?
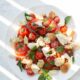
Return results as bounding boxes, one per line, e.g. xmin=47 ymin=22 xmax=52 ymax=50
xmin=5 ymin=5 xmax=80 ymax=80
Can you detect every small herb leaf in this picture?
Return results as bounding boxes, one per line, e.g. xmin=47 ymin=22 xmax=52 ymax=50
xmin=17 ymin=60 xmax=23 ymax=71
xmin=31 ymin=46 xmax=37 ymax=51
xmin=38 ymin=74 xmax=46 ymax=80
xmin=47 ymin=51 xmax=52 ymax=54
xmin=38 ymin=69 xmax=52 ymax=80
xmin=65 ymin=16 xmax=71 ymax=25
xmin=29 ymin=51 xmax=35 ymax=60
xmin=56 ymin=46 xmax=64 ymax=53
xmin=50 ymin=60 xmax=55 ymax=65
xmin=24 ymin=13 xmax=32 ymax=21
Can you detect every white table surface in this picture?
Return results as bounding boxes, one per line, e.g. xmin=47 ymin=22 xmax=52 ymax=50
xmin=0 ymin=0 xmax=80 ymax=80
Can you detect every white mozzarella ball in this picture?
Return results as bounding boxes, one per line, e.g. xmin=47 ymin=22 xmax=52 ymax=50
xmin=54 ymin=58 xmax=65 ymax=67
xmin=31 ymin=64 xmax=40 ymax=73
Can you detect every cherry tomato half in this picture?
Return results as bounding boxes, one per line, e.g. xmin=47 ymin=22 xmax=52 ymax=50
xmin=38 ymin=28 xmax=46 ymax=35
xmin=60 ymin=25 xmax=67 ymax=33
xmin=18 ymin=25 xmax=30 ymax=37
xmin=42 ymin=18 xmax=52 ymax=27
xmin=28 ymin=32 xmax=36 ymax=41
xmin=15 ymin=43 xmax=29 ymax=57
xmin=35 ymin=51 xmax=44 ymax=60
xmin=53 ymin=16 xmax=60 ymax=24
xmin=26 ymin=68 xmax=34 ymax=76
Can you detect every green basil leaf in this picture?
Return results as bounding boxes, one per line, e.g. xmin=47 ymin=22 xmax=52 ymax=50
xmin=45 ymin=74 xmax=52 ymax=80
xmin=44 ymin=63 xmax=49 ymax=67
xmin=47 ymin=51 xmax=52 ymax=54
xmin=17 ymin=60 xmax=23 ymax=71
xmin=38 ymin=74 xmax=46 ymax=80
xmin=42 ymin=69 xmax=49 ymax=73
xmin=29 ymin=51 xmax=35 ymax=60
xmin=38 ymin=69 xmax=52 ymax=80
xmin=31 ymin=46 xmax=37 ymax=51
xmin=65 ymin=16 xmax=71 ymax=25
xmin=24 ymin=13 xmax=32 ymax=21
xmin=56 ymin=46 xmax=64 ymax=53
xmin=50 ymin=60 xmax=55 ymax=65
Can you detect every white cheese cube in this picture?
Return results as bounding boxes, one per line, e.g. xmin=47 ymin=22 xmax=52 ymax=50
xmin=66 ymin=28 xmax=73 ymax=36
xmin=36 ymin=36 xmax=45 ymax=47
xmin=27 ymin=43 xmax=37 ymax=49
xmin=24 ymin=36 xmax=28 ymax=44
xmin=61 ymin=53 xmax=72 ymax=64
xmin=61 ymin=53 xmax=70 ymax=60
xmin=37 ymin=60 xmax=44 ymax=68
xmin=48 ymin=70 xmax=58 ymax=76
xmin=31 ymin=64 xmax=40 ymax=73
xmin=54 ymin=58 xmax=65 ymax=67
xmin=50 ymin=48 xmax=56 ymax=56
xmin=42 ymin=46 xmax=51 ymax=57
xmin=56 ymin=33 xmax=68 ymax=45
xmin=22 ymin=59 xmax=32 ymax=67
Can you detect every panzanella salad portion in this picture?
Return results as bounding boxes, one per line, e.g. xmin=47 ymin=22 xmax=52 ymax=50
xmin=11 ymin=11 xmax=75 ymax=80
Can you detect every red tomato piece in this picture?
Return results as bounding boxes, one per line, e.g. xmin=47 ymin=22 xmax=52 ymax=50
xmin=47 ymin=56 xmax=55 ymax=63
xmin=51 ymin=27 xmax=57 ymax=33
xmin=27 ymin=22 xmax=38 ymax=31
xmin=26 ymin=68 xmax=34 ymax=76
xmin=28 ymin=32 xmax=36 ymax=41
xmin=42 ymin=18 xmax=52 ymax=27
xmin=18 ymin=25 xmax=30 ymax=37
xmin=47 ymin=21 xmax=57 ymax=33
xmin=31 ymin=25 xmax=38 ymax=31
xmin=53 ymin=16 xmax=60 ymax=24
xmin=30 ymin=14 xmax=37 ymax=22
xmin=60 ymin=25 xmax=67 ymax=33
xmin=35 ymin=51 xmax=44 ymax=60
xmin=50 ymin=41 xmax=59 ymax=48
xmin=38 ymin=28 xmax=46 ymax=35
xmin=15 ymin=43 xmax=29 ymax=57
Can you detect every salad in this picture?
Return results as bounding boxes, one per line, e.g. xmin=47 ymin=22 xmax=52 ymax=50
xmin=11 ymin=11 xmax=75 ymax=80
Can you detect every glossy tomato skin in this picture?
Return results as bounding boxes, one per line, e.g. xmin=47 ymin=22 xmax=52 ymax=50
xmin=27 ymin=22 xmax=38 ymax=31
xmin=50 ymin=41 xmax=59 ymax=48
xmin=15 ymin=43 xmax=29 ymax=57
xmin=28 ymin=32 xmax=36 ymax=41
xmin=53 ymin=16 xmax=60 ymax=24
xmin=51 ymin=27 xmax=57 ymax=33
xmin=30 ymin=14 xmax=37 ymax=22
xmin=60 ymin=25 xmax=67 ymax=33
xmin=18 ymin=25 xmax=30 ymax=37
xmin=35 ymin=51 xmax=44 ymax=60
xmin=47 ymin=56 xmax=55 ymax=63
xmin=26 ymin=68 xmax=34 ymax=76
xmin=31 ymin=24 xmax=38 ymax=31
xmin=38 ymin=28 xmax=46 ymax=35
xmin=42 ymin=18 xmax=52 ymax=27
